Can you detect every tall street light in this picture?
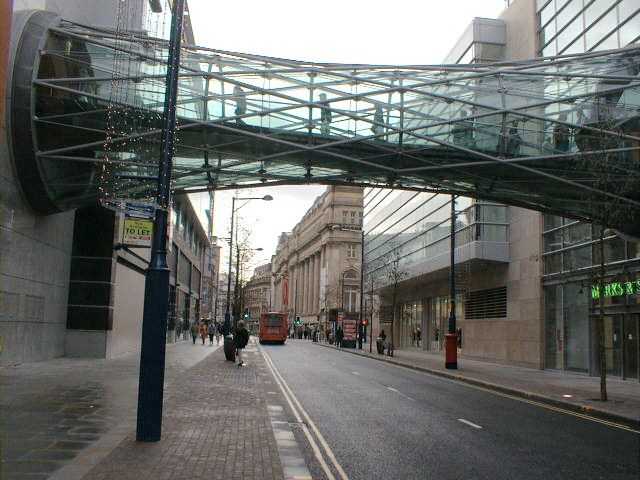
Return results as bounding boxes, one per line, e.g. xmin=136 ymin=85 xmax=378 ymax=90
xmin=223 ymin=195 xmax=272 ymax=360
xmin=445 ymin=195 xmax=458 ymax=369
xmin=136 ymin=0 xmax=185 ymax=442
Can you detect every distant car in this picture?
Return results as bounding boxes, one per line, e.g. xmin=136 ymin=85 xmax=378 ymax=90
xmin=259 ymin=312 xmax=288 ymax=345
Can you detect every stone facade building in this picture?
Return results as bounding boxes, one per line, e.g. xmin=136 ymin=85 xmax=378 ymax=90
xmin=271 ymin=187 xmax=363 ymax=336
xmin=244 ymin=263 xmax=272 ymax=333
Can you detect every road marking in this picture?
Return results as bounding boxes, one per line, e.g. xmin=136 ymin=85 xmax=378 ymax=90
xmin=259 ymin=343 xmax=350 ymax=480
xmin=458 ymin=418 xmax=483 ymax=429
xmin=378 ymin=362 xmax=640 ymax=434
xmin=352 ymin=371 xmax=359 ymax=376
xmin=331 ymin=363 xmax=336 ymax=366
xmin=384 ymin=385 xmax=415 ymax=401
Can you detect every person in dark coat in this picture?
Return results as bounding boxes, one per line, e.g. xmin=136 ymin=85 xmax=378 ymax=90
xmin=235 ymin=320 xmax=250 ymax=366
xmin=207 ymin=321 xmax=216 ymax=345
xmin=335 ymin=325 xmax=344 ymax=349
xmin=190 ymin=320 xmax=199 ymax=345
xmin=553 ymin=113 xmax=570 ymax=152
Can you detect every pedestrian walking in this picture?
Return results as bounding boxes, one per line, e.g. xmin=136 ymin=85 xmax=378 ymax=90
xmin=553 ymin=113 xmax=570 ymax=152
xmin=235 ymin=320 xmax=250 ymax=367
xmin=233 ymin=85 xmax=247 ymax=125
xmin=199 ymin=320 xmax=207 ymax=345
xmin=371 ymin=105 xmax=384 ymax=135
xmin=190 ymin=320 xmax=198 ymax=345
xmin=208 ymin=321 xmax=216 ymax=345
xmin=416 ymin=326 xmax=422 ymax=347
xmin=335 ymin=325 xmax=344 ymax=349
xmin=319 ymin=92 xmax=332 ymax=135
xmin=506 ymin=121 xmax=522 ymax=155
xmin=215 ymin=322 xmax=221 ymax=346
xmin=451 ymin=109 xmax=474 ymax=147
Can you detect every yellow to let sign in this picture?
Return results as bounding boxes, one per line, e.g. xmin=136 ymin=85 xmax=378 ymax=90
xmin=123 ymin=218 xmax=153 ymax=246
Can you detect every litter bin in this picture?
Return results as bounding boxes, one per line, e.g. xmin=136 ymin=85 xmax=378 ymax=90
xmin=376 ymin=337 xmax=385 ymax=355
xmin=223 ymin=334 xmax=236 ymax=362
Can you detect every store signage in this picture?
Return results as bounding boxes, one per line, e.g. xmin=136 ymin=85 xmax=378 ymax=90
xmin=591 ymin=279 xmax=640 ymax=299
xmin=123 ymin=218 xmax=153 ymax=246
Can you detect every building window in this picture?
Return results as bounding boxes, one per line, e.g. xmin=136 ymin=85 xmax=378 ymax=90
xmin=172 ymin=203 xmax=180 ymax=231
xmin=347 ymin=244 xmax=357 ymax=259
xmin=180 ymin=212 xmax=187 ymax=234
xmin=343 ymin=287 xmax=359 ymax=312
xmin=342 ymin=210 xmax=348 ymax=224
xmin=350 ymin=211 xmax=356 ymax=224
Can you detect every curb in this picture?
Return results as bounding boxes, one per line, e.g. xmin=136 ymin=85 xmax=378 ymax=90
xmin=316 ymin=342 xmax=640 ymax=431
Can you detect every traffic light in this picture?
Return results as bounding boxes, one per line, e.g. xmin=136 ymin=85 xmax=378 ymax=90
xmin=295 ymin=316 xmax=301 ymax=326
xmin=361 ymin=318 xmax=368 ymax=326
xmin=243 ymin=309 xmax=250 ymax=319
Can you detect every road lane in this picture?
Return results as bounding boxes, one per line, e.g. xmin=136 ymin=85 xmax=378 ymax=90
xmin=264 ymin=340 xmax=639 ymax=480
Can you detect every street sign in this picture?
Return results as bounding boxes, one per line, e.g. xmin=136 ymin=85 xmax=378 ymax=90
xmin=102 ymin=199 xmax=156 ymax=219
xmin=123 ymin=218 xmax=153 ymax=246
xmin=125 ymin=200 xmax=156 ymax=219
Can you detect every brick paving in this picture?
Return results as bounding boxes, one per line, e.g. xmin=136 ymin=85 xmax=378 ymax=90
xmin=80 ymin=344 xmax=285 ymax=480
xmin=2 ymin=341 xmax=292 ymax=480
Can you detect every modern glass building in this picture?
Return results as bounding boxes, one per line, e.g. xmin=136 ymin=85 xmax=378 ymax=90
xmin=537 ymin=0 xmax=640 ymax=379
xmin=363 ymin=0 xmax=640 ymax=379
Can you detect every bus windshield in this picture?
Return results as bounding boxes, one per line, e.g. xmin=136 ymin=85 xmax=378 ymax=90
xmin=263 ymin=315 xmax=284 ymax=326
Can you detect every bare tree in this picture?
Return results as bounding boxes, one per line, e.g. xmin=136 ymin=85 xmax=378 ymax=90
xmin=384 ymin=248 xmax=407 ymax=353
xmin=577 ymin=99 xmax=637 ymax=401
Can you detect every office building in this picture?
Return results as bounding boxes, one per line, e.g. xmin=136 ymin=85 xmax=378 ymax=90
xmin=364 ymin=0 xmax=640 ymax=379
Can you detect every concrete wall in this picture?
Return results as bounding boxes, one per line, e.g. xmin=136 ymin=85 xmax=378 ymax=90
xmin=461 ymin=208 xmax=543 ymax=368
xmin=0 ymin=6 xmax=75 ymax=365
xmin=500 ymin=0 xmax=537 ymax=60
xmin=109 ymin=261 xmax=145 ymax=357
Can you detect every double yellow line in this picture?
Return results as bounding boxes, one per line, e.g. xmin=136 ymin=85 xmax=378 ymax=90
xmin=258 ymin=342 xmax=351 ymax=480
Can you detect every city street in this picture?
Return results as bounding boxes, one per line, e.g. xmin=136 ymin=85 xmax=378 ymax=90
xmin=263 ymin=340 xmax=639 ymax=480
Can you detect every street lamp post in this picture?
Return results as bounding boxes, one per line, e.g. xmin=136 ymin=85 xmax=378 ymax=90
xmin=136 ymin=0 xmax=185 ymax=442
xmin=445 ymin=195 xmax=458 ymax=369
xmin=223 ymin=195 xmax=272 ymax=360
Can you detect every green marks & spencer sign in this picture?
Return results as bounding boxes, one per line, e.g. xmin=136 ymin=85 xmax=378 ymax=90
xmin=591 ymin=279 xmax=640 ymax=299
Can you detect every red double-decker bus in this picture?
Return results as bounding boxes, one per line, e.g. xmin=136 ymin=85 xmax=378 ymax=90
xmin=259 ymin=312 xmax=288 ymax=344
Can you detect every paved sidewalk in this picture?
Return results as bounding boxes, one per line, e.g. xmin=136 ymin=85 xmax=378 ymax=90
xmin=318 ymin=341 xmax=640 ymax=427
xmin=1 ymin=340 xmax=288 ymax=480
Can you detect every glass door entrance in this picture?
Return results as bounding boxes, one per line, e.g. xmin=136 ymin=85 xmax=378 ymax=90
xmin=623 ymin=314 xmax=638 ymax=380
xmin=603 ymin=315 xmax=622 ymax=377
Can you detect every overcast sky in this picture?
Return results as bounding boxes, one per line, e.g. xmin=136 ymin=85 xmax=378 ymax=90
xmin=186 ymin=0 xmax=508 ymax=271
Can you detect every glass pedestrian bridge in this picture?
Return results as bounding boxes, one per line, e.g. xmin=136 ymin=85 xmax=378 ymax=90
xmin=8 ymin=12 xmax=640 ymax=234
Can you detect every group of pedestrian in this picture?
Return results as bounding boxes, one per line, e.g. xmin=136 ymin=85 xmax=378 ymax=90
xmin=190 ymin=320 xmax=222 ymax=346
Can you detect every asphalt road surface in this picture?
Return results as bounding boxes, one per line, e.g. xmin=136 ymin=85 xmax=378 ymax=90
xmin=262 ymin=340 xmax=639 ymax=480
